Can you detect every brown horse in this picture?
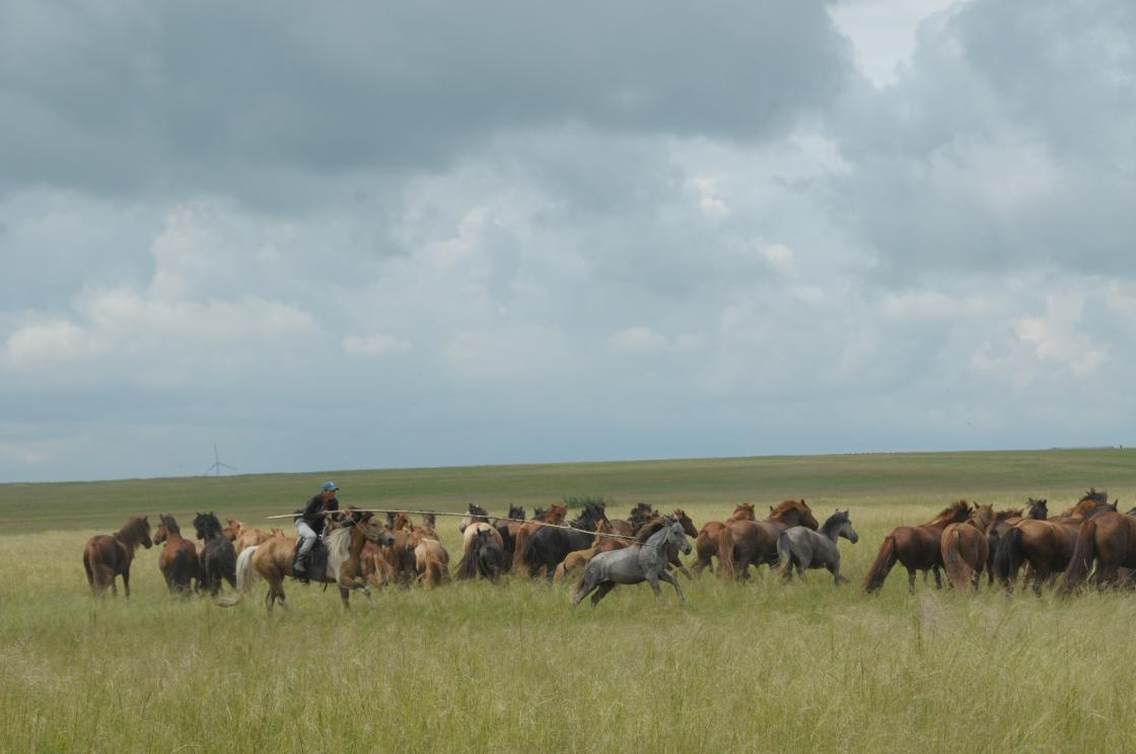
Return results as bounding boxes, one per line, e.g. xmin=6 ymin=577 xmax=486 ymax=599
xmin=510 ymin=504 xmax=567 ymax=572
xmin=718 ymin=500 xmax=819 ymax=581
xmin=223 ymin=513 xmax=394 ymax=611
xmin=863 ymin=501 xmax=972 ymax=594
xmin=409 ymin=528 xmax=450 ymax=588
xmin=940 ymin=504 xmax=994 ymax=590
xmin=691 ymin=504 xmax=756 ymax=576
xmin=83 ymin=516 xmax=153 ymax=597
xmin=1061 ymin=497 xmax=1136 ymax=593
xmin=552 ymin=518 xmax=624 ymax=583
xmin=153 ymin=514 xmax=200 ymax=594
xmin=993 ymin=490 xmax=1115 ymax=594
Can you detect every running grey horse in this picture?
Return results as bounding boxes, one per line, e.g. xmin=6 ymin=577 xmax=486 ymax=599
xmin=777 ymin=509 xmax=858 ymax=584
xmin=571 ymin=517 xmax=692 ymax=607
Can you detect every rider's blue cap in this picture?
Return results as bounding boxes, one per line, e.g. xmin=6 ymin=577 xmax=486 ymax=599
xmin=321 ymin=481 xmax=339 ymax=492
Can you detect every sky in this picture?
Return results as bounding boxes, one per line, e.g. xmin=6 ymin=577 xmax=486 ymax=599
xmin=2 ymin=0 xmax=1134 ymax=482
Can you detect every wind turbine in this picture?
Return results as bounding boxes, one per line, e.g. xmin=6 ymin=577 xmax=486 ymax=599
xmin=203 ymin=444 xmax=237 ymax=477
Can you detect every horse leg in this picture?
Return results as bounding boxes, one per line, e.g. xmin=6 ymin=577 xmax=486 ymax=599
xmin=590 ymin=582 xmax=616 ymax=606
xmin=122 ymin=568 xmax=131 ymax=599
xmin=339 ymin=586 xmax=350 ymax=609
xmin=647 ymin=575 xmax=663 ymax=598
xmin=657 ymin=570 xmax=685 ymax=602
xmin=932 ymin=566 xmax=942 ymax=590
xmin=572 ymin=572 xmax=599 ymax=607
xmin=907 ymin=568 xmax=916 ymax=593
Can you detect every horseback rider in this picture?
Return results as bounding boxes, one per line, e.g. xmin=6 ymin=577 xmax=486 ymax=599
xmin=293 ymin=481 xmax=340 ymax=577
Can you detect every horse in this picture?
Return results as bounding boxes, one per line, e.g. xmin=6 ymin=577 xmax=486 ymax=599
xmin=456 ymin=504 xmax=506 ymax=575
xmin=470 ymin=528 xmax=508 ymax=582
xmin=863 ymin=501 xmax=972 ymax=594
xmin=552 ymin=518 xmax=626 ymax=583
xmin=634 ymin=509 xmax=698 ymax=578
xmin=717 ymin=500 xmax=819 ymax=581
xmin=777 ymin=509 xmax=859 ymax=584
xmin=983 ymin=503 xmax=1041 ymax=585
xmin=572 ymin=517 xmax=692 ymax=607
xmin=521 ymin=502 xmax=609 ymax=581
xmin=607 ymin=503 xmax=654 ymax=538
xmin=1060 ymin=495 xmax=1136 ymax=593
xmin=362 ymin=523 xmax=418 ymax=588
xmin=153 ymin=514 xmax=199 ymax=594
xmin=691 ymin=504 xmax=756 ymax=576
xmin=409 ymin=527 xmax=450 ymax=588
xmin=993 ymin=489 xmax=1114 ymax=595
xmin=510 ymin=505 xmax=567 ymax=571
xmin=83 ymin=516 xmax=153 ymax=597
xmin=494 ymin=505 xmax=526 ymax=567
xmin=221 ymin=512 xmax=394 ymax=611
xmin=940 ymin=504 xmax=995 ymax=590
xmin=193 ymin=512 xmax=237 ymax=596
xmin=224 ymin=519 xmax=279 ymax=553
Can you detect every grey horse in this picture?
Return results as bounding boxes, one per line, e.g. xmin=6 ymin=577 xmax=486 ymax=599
xmin=777 ymin=509 xmax=858 ymax=584
xmin=572 ymin=517 xmax=692 ymax=607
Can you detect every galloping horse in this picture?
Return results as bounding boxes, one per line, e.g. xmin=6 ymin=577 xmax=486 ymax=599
xmin=193 ymin=512 xmax=237 ymax=596
xmin=691 ymin=504 xmax=756 ymax=576
xmin=863 ymin=501 xmax=972 ymax=594
xmin=940 ymin=504 xmax=995 ymax=590
xmin=154 ymin=514 xmax=199 ymax=594
xmin=83 ymin=516 xmax=152 ymax=597
xmin=553 ymin=518 xmax=625 ymax=583
xmin=717 ymin=500 xmax=819 ymax=581
xmin=994 ymin=490 xmax=1114 ymax=594
xmin=777 ymin=509 xmax=859 ymax=584
xmin=223 ymin=512 xmax=394 ymax=612
xmin=1061 ymin=495 xmax=1136 ymax=593
xmin=572 ymin=517 xmax=692 ymax=607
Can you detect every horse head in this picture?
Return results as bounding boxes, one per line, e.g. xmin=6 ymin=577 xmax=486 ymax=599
xmin=154 ymin=514 xmax=176 ymax=544
xmin=729 ymin=503 xmax=756 ymax=522
xmin=1026 ymin=498 xmax=1048 ymax=520
xmin=664 ymin=516 xmax=692 ymax=556
xmin=824 ymin=509 xmax=858 ymax=544
xmin=507 ymin=505 xmax=525 ymax=520
xmin=672 ymin=508 xmax=698 ymax=537
xmin=769 ymin=499 xmax=818 ymax=530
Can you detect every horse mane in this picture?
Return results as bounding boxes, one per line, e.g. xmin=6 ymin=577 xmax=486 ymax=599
xmin=635 ymin=519 xmax=667 ymax=543
xmin=325 ymin=527 xmax=353 ymax=559
xmin=507 ymin=505 xmax=525 ymax=519
xmin=467 ymin=504 xmax=489 ymax=521
xmin=820 ymin=510 xmax=849 ymax=538
xmin=728 ymin=504 xmax=756 ymax=522
xmin=924 ymin=501 xmax=971 ymax=528
xmin=116 ymin=516 xmax=150 ymax=544
xmin=159 ymin=514 xmax=180 ymax=535
xmin=194 ymin=512 xmax=224 ymax=539
xmin=767 ymin=499 xmax=815 ymax=527
xmin=544 ymin=505 xmax=568 ymax=523
xmin=993 ymin=508 xmax=1023 ymax=522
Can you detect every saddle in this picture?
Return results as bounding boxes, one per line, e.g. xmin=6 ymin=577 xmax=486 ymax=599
xmin=292 ymin=538 xmax=329 ymax=582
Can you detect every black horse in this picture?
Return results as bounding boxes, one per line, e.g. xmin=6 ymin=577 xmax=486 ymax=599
xmin=522 ymin=502 xmax=608 ymax=581
xmin=193 ymin=512 xmax=237 ymax=596
xmin=494 ymin=505 xmax=525 ymax=569
xmin=473 ymin=528 xmax=508 ymax=582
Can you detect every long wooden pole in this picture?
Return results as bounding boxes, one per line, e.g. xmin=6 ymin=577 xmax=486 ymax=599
xmin=266 ymin=507 xmax=640 ymax=543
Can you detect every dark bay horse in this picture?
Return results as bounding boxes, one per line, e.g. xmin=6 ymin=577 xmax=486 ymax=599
xmin=983 ymin=502 xmax=1042 ymax=586
xmin=717 ymin=500 xmax=819 ymax=581
xmin=522 ymin=502 xmax=609 ymax=581
xmin=494 ymin=505 xmax=526 ymax=567
xmin=863 ymin=501 xmax=972 ymax=594
xmin=692 ymin=504 xmax=756 ymax=576
xmin=193 ymin=512 xmax=237 ymax=596
xmin=83 ymin=516 xmax=152 ymax=597
xmin=941 ymin=504 xmax=994 ymax=590
xmin=510 ymin=504 xmax=567 ymax=572
xmin=993 ymin=490 xmax=1114 ymax=594
xmin=1061 ymin=496 xmax=1136 ymax=593
xmin=154 ymin=514 xmax=199 ymax=594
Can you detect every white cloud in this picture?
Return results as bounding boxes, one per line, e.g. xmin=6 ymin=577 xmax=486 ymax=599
xmin=1012 ymin=294 xmax=1107 ymax=376
xmin=761 ymin=243 xmax=796 ymax=275
xmin=2 ymin=320 xmax=99 ymax=370
xmin=608 ymin=326 xmax=669 ymax=353
xmin=342 ymin=334 xmax=410 ymax=357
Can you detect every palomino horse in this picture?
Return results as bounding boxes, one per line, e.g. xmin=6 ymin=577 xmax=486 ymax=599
xmin=225 ymin=519 xmax=281 ymax=553
xmin=940 ymin=504 xmax=995 ymax=590
xmin=777 ymin=509 xmax=859 ymax=584
xmin=1061 ymin=496 xmax=1136 ymax=593
xmin=863 ymin=501 xmax=972 ymax=594
xmin=717 ymin=500 xmax=819 ymax=581
xmin=692 ymin=504 xmax=756 ymax=576
xmin=154 ymin=514 xmax=199 ymax=594
xmin=83 ymin=516 xmax=153 ymax=597
xmin=409 ymin=526 xmax=450 ymax=588
xmin=994 ymin=490 xmax=1114 ymax=595
xmin=510 ymin=505 xmax=568 ymax=572
xmin=520 ymin=502 xmax=609 ymax=581
xmin=224 ymin=513 xmax=394 ymax=612
xmin=572 ymin=518 xmax=692 ymax=607
xmin=193 ymin=512 xmax=237 ymax=595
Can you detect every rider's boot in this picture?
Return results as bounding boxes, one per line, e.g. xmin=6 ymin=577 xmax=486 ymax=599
xmin=293 ymin=550 xmax=310 ymax=582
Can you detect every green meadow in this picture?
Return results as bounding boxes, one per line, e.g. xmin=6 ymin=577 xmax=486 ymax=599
xmin=2 ymin=448 xmax=1135 ymax=753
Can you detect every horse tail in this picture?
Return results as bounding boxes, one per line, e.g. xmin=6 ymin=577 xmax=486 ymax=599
xmin=717 ymin=526 xmax=736 ymax=580
xmin=942 ymin=528 xmax=974 ymax=590
xmin=863 ymin=534 xmax=898 ymax=594
xmin=1060 ymin=519 xmax=1098 ymax=594
xmin=455 ymin=546 xmax=479 ymax=580
xmin=985 ymin=530 xmax=1000 ymax=586
xmin=83 ymin=548 xmax=95 ymax=590
xmin=235 ymin=546 xmax=259 ymax=593
xmin=512 ymin=527 xmax=530 ymax=571
xmin=776 ymin=531 xmax=793 ymax=578
xmin=993 ymin=527 xmax=1023 ymax=588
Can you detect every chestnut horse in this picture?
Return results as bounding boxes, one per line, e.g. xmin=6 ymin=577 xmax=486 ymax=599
xmin=1061 ymin=496 xmax=1136 ymax=593
xmin=691 ymin=504 xmax=756 ymax=576
xmin=222 ymin=513 xmax=394 ymax=611
xmin=153 ymin=514 xmax=199 ymax=594
xmin=993 ymin=490 xmax=1114 ymax=595
xmin=717 ymin=500 xmax=819 ymax=581
xmin=940 ymin=504 xmax=994 ymax=590
xmin=984 ymin=500 xmax=1045 ymax=585
xmin=83 ymin=516 xmax=153 ymax=597
xmin=863 ymin=501 xmax=972 ymax=594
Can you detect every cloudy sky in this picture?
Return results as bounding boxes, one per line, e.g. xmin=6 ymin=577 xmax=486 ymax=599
xmin=2 ymin=0 xmax=1133 ymax=482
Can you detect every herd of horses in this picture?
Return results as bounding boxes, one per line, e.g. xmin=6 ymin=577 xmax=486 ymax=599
xmin=80 ymin=488 xmax=1136 ymax=612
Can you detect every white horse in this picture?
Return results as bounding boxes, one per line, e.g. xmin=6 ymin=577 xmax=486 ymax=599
xmin=777 ymin=509 xmax=858 ymax=584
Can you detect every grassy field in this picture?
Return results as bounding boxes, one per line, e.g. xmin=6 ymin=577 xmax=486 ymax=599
xmin=2 ymin=448 xmax=1135 ymax=753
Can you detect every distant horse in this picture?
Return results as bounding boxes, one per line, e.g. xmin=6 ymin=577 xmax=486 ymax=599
xmin=83 ymin=516 xmax=153 ymax=597
xmin=718 ymin=500 xmax=819 ymax=581
xmin=940 ymin=504 xmax=995 ymax=590
xmin=691 ymin=504 xmax=756 ymax=576
xmin=457 ymin=504 xmax=505 ymax=575
xmin=470 ymin=528 xmax=508 ymax=582
xmin=572 ymin=518 xmax=692 ymax=607
xmin=494 ymin=505 xmax=526 ymax=566
xmin=510 ymin=505 xmax=568 ymax=572
xmin=154 ymin=514 xmax=199 ymax=594
xmin=1061 ymin=495 xmax=1136 ymax=593
xmin=552 ymin=518 xmax=625 ymax=583
xmin=863 ymin=501 xmax=972 ymax=594
xmin=777 ymin=509 xmax=859 ymax=584
xmin=363 ymin=524 xmax=418 ymax=588
xmin=221 ymin=512 xmax=394 ymax=612
xmin=409 ymin=528 xmax=450 ymax=588
xmin=193 ymin=512 xmax=237 ymax=596
xmin=983 ymin=503 xmax=1040 ymax=586
xmin=522 ymin=502 xmax=609 ymax=581
xmin=993 ymin=489 xmax=1114 ymax=594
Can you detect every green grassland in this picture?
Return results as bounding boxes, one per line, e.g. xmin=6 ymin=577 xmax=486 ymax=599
xmin=2 ymin=448 xmax=1136 ymax=753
